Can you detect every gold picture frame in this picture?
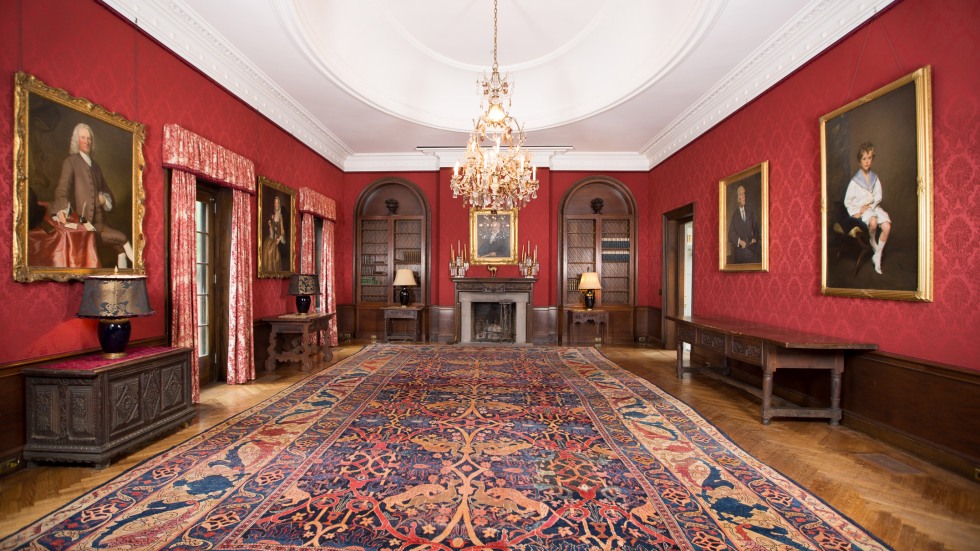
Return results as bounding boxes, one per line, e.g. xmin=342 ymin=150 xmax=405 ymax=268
xmin=820 ymin=66 xmax=932 ymax=301
xmin=469 ymin=208 xmax=518 ymax=265
xmin=13 ymin=72 xmax=146 ymax=282
xmin=719 ymin=161 xmax=769 ymax=272
xmin=257 ymin=176 xmax=297 ymax=278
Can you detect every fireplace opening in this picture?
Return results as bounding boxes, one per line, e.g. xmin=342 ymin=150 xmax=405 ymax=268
xmin=472 ymin=301 xmax=515 ymax=343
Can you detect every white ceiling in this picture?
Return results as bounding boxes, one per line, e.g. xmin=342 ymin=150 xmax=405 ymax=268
xmin=103 ymin=0 xmax=896 ymax=172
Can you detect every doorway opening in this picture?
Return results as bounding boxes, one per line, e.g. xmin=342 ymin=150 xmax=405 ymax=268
xmin=662 ymin=204 xmax=694 ymax=351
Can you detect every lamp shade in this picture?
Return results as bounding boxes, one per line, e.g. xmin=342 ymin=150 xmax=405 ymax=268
xmin=78 ymin=275 xmax=154 ymax=319
xmin=578 ymin=272 xmax=602 ymax=290
xmin=392 ymin=269 xmax=418 ymax=287
xmin=288 ymin=274 xmax=319 ymax=296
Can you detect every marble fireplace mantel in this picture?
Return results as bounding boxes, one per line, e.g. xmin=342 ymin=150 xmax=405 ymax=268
xmin=452 ymin=277 xmax=536 ymax=344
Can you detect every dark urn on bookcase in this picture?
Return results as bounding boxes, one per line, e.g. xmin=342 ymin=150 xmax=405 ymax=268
xmin=78 ymin=274 xmax=155 ymax=358
xmin=288 ymin=273 xmax=319 ymax=314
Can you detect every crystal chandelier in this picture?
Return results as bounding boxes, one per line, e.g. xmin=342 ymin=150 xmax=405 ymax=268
xmin=450 ymin=0 xmax=538 ymax=211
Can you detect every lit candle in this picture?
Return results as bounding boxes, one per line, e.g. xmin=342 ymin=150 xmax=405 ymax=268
xmin=453 ymin=161 xmax=459 ymax=176
xmin=451 ymin=244 xmax=455 ymax=261
xmin=532 ymin=165 xmax=537 ymax=180
xmin=534 ymin=245 xmax=538 ymax=262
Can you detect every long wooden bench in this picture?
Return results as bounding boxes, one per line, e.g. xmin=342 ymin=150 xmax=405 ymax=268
xmin=667 ymin=315 xmax=876 ymax=425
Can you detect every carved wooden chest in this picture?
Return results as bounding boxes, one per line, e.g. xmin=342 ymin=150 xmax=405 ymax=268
xmin=23 ymin=347 xmax=195 ymax=468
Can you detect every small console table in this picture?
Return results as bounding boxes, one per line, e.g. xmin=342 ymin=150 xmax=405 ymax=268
xmin=566 ymin=308 xmax=608 ymax=345
xmin=23 ymin=347 xmax=195 ymax=468
xmin=263 ymin=312 xmax=335 ymax=372
xmin=382 ymin=305 xmax=424 ymax=343
xmin=668 ymin=315 xmax=876 ymax=425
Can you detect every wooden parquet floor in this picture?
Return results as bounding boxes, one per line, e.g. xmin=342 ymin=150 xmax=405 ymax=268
xmin=1 ymin=344 xmax=977 ymax=550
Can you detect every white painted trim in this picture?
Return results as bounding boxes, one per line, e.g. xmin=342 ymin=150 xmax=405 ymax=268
xmin=103 ymin=0 xmax=352 ymax=168
xmin=642 ymin=0 xmax=898 ymax=168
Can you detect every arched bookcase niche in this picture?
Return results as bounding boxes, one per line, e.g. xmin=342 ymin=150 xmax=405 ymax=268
xmin=558 ymin=176 xmax=637 ymax=343
xmin=354 ymin=178 xmax=430 ymax=340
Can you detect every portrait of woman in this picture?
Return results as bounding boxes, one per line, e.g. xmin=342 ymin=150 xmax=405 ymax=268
xmin=262 ymin=195 xmax=286 ymax=271
xmin=257 ymin=176 xmax=296 ymax=277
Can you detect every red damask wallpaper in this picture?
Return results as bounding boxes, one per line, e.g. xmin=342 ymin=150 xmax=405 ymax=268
xmin=646 ymin=0 xmax=980 ymax=370
xmin=0 ymin=0 xmax=343 ymax=364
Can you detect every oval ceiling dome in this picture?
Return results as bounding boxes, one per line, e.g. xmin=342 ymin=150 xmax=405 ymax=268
xmin=282 ymin=0 xmax=721 ymax=132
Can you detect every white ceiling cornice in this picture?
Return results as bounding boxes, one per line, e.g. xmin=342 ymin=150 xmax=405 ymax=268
xmin=103 ymin=0 xmax=896 ymax=173
xmin=103 ymin=0 xmax=353 ymax=168
xmin=642 ymin=0 xmax=898 ymax=168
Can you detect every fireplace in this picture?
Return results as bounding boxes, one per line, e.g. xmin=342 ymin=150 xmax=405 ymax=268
xmin=452 ymin=278 xmax=536 ymax=344
xmin=472 ymin=301 xmax=515 ymax=343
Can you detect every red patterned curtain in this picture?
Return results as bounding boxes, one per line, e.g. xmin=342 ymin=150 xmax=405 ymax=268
xmin=301 ymin=215 xmax=315 ymax=273
xmin=298 ymin=188 xmax=338 ymax=345
xmin=164 ymin=124 xmax=256 ymax=399
xmin=169 ymin=170 xmax=200 ymax=402
xmin=227 ymin=190 xmax=254 ymax=384
xmin=322 ymin=220 xmax=338 ymax=345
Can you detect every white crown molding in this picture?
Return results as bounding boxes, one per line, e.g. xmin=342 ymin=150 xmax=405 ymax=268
xmin=641 ymin=0 xmax=898 ymax=169
xmin=344 ymin=153 xmax=441 ymax=173
xmin=414 ymin=147 xmax=575 ymax=171
xmin=102 ymin=0 xmax=353 ymax=168
xmin=549 ymin=152 xmax=650 ymax=172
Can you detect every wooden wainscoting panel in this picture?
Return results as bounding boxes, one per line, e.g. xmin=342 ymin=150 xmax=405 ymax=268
xmin=336 ymin=304 xmax=356 ymax=342
xmin=0 ymin=367 xmax=25 ymax=476
xmin=842 ymin=352 xmax=980 ymax=479
xmin=532 ymin=307 xmax=558 ymax=344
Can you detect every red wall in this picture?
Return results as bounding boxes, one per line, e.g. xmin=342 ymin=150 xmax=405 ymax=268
xmin=0 ymin=0 xmax=343 ymax=364
xmin=647 ymin=0 xmax=980 ymax=370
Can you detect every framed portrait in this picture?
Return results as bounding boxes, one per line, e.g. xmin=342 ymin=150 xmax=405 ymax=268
xmin=820 ymin=66 xmax=932 ymax=301
xmin=257 ymin=176 xmax=297 ymax=278
xmin=469 ymin=208 xmax=518 ymax=265
xmin=719 ymin=161 xmax=769 ymax=272
xmin=12 ymin=72 xmax=146 ymax=282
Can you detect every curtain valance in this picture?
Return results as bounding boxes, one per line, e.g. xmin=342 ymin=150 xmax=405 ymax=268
xmin=163 ymin=124 xmax=256 ymax=194
xmin=298 ymin=187 xmax=336 ymax=221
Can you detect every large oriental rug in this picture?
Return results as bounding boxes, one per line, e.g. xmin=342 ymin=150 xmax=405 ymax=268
xmin=2 ymin=345 xmax=890 ymax=550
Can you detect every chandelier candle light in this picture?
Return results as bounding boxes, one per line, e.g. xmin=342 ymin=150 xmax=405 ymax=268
xmin=450 ymin=0 xmax=539 ymax=211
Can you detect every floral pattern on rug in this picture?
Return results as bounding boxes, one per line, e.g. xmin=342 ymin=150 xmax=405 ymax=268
xmin=1 ymin=345 xmax=890 ymax=550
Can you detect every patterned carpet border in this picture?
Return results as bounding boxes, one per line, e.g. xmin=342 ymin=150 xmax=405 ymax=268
xmin=1 ymin=344 xmax=892 ymax=550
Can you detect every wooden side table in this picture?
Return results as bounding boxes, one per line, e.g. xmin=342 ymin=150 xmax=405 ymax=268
xmin=23 ymin=347 xmax=196 ymax=468
xmin=566 ymin=308 xmax=608 ymax=345
xmin=263 ymin=312 xmax=335 ymax=372
xmin=383 ymin=305 xmax=424 ymax=342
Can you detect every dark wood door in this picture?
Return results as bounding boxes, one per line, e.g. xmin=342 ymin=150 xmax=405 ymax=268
xmin=662 ymin=204 xmax=694 ymax=349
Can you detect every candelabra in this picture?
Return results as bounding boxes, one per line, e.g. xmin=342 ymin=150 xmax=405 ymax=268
xmin=450 ymin=243 xmax=469 ymax=278
xmin=519 ymin=241 xmax=539 ymax=278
